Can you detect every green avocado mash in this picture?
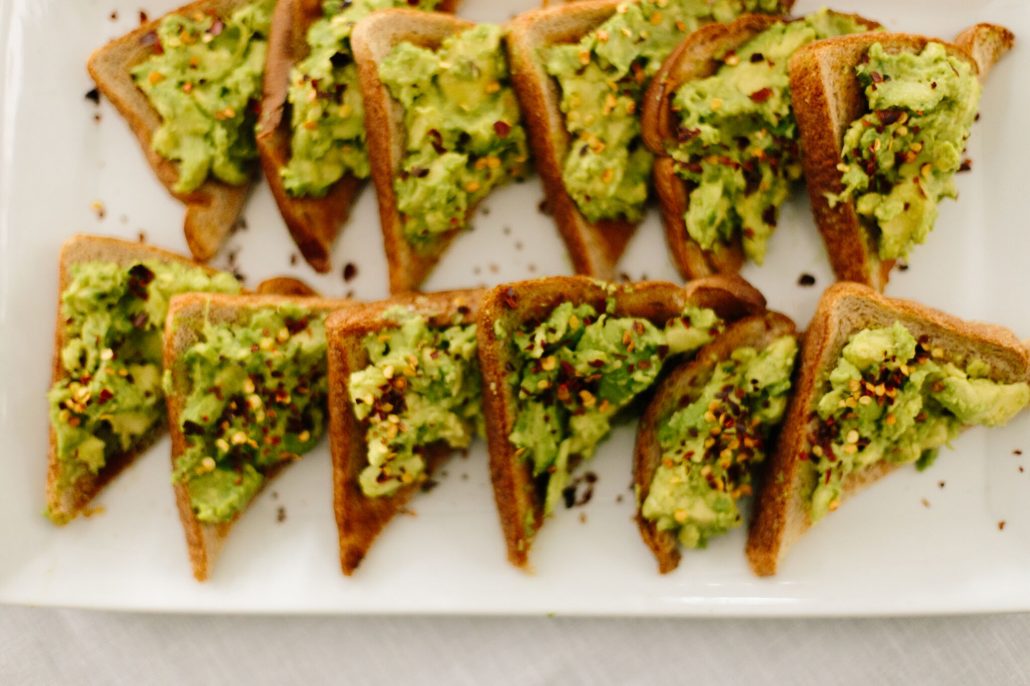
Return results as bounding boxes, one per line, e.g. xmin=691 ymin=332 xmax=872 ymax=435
xmin=348 ymin=308 xmax=481 ymax=497
xmin=808 ymin=322 xmax=1029 ymax=521
xmin=544 ymin=0 xmax=786 ymax=224
xmin=282 ymin=0 xmax=444 ymax=197
xmin=46 ymin=261 xmax=241 ymax=521
xmin=171 ymin=304 xmax=328 ymax=523
xmin=379 ymin=24 xmax=529 ymax=248
xmin=509 ymin=298 xmax=724 ymax=516
xmin=132 ymin=0 xmax=273 ymax=193
xmin=668 ymin=11 xmax=872 ymax=263
xmin=642 ymin=336 xmax=796 ymax=548
xmin=830 ymin=42 xmax=981 ymax=260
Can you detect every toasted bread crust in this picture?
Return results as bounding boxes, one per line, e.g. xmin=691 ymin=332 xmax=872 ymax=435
xmin=325 ymin=289 xmax=484 ymax=575
xmin=746 ymin=282 xmax=1030 ymax=576
xmin=505 ymin=1 xmax=637 ymax=280
xmin=86 ymin=0 xmax=256 ymax=262
xmin=164 ymin=292 xmax=348 ymax=580
xmin=351 ymin=10 xmax=477 ymax=294
xmin=477 ymin=275 xmax=767 ymax=568
xmin=633 ymin=311 xmax=797 ymax=573
xmin=790 ymin=26 xmax=1012 ymax=291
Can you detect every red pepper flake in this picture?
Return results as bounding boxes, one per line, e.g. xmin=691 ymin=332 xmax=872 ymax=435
xmin=998 ymin=520 xmax=1006 ymax=531
xmin=749 ymin=87 xmax=773 ymax=103
xmin=921 ymin=498 xmax=931 ymax=508
xmin=342 ymin=262 xmax=358 ymax=282
xmin=875 ymin=109 xmax=902 ymax=126
xmin=1015 ymin=449 xmax=1023 ymax=456
xmin=938 ymin=480 xmax=946 ymax=489
xmin=97 ymin=388 xmax=114 ymax=405
xmin=958 ymin=159 xmax=972 ymax=172
xmin=501 ymin=287 xmax=518 ymax=310
xmin=138 ymin=10 xmax=149 ymax=24
xmin=493 ymin=120 xmax=512 ymax=138
xmin=109 ymin=10 xmax=118 ymax=20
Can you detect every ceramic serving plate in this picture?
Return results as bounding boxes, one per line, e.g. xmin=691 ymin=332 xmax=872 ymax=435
xmin=1 ymin=0 xmax=1028 ymax=616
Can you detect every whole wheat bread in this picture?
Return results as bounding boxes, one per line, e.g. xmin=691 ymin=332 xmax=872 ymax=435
xmin=164 ymin=292 xmax=348 ymax=580
xmin=789 ymin=24 xmax=1014 ymax=290
xmin=87 ymin=0 xmax=259 ymax=262
xmin=326 ymin=288 xmax=484 ymax=575
xmin=633 ymin=311 xmax=797 ymax=573
xmin=477 ymin=274 xmax=767 ymax=568
xmin=746 ymin=282 xmax=1030 ymax=576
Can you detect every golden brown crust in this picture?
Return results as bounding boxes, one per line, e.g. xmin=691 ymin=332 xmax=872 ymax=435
xmin=641 ymin=13 xmax=880 ymax=280
xmin=86 ymin=0 xmax=256 ymax=262
xmin=351 ymin=9 xmax=477 ymax=294
xmin=505 ymin=1 xmax=637 ymax=280
xmin=790 ymin=27 xmax=1011 ymax=291
xmin=633 ymin=311 xmax=797 ymax=573
xmin=325 ymin=289 xmax=484 ymax=575
xmin=746 ymin=282 xmax=1030 ymax=576
xmin=163 ymin=292 xmax=349 ymax=580
xmin=477 ymin=275 xmax=767 ymax=568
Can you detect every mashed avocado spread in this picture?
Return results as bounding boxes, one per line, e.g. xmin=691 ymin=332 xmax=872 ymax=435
xmin=132 ymin=0 xmax=273 ymax=193
xmin=808 ymin=322 xmax=1029 ymax=521
xmin=171 ymin=304 xmax=328 ymax=524
xmin=47 ymin=261 xmax=241 ymax=521
xmin=348 ymin=309 xmax=481 ymax=498
xmin=509 ymin=299 xmax=724 ymax=516
xmin=668 ymin=11 xmax=872 ymax=263
xmin=379 ymin=24 xmax=529 ymax=248
xmin=544 ymin=0 xmax=786 ymax=224
xmin=642 ymin=336 xmax=796 ymax=548
xmin=831 ymin=42 xmax=981 ymax=260
xmin=282 ymin=0 xmax=444 ymax=197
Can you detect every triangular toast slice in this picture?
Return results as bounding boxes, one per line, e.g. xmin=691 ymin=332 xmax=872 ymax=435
xmin=505 ymin=1 xmax=633 ymax=279
xmin=352 ymin=10 xmax=485 ymax=293
xmin=747 ymin=282 xmax=1030 ymax=576
xmin=633 ymin=311 xmax=797 ymax=573
xmin=477 ymin=274 xmax=767 ymax=568
xmin=257 ymin=0 xmax=459 ymax=273
xmin=326 ymin=288 xmax=484 ymax=575
xmin=46 ymin=234 xmax=240 ymax=523
xmin=789 ymin=24 xmax=1014 ymax=290
xmin=164 ymin=293 xmax=347 ymax=580
xmin=641 ymin=12 xmax=880 ymax=279
xmin=87 ymin=0 xmax=262 ymax=262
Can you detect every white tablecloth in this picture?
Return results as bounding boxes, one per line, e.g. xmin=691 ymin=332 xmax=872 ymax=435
xmin=3 ymin=608 xmax=1028 ymax=684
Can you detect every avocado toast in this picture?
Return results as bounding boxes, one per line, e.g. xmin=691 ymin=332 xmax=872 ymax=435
xmin=46 ymin=235 xmax=243 ymax=524
xmin=326 ymin=289 xmax=484 ymax=574
xmin=634 ymin=311 xmax=797 ymax=573
xmin=87 ymin=0 xmax=274 ymax=262
xmin=747 ymin=283 xmax=1030 ymax=576
xmin=258 ymin=0 xmax=458 ymax=273
xmin=640 ymin=11 xmax=880 ymax=279
xmin=505 ymin=0 xmax=794 ymax=280
xmin=352 ymin=10 xmax=529 ymax=293
xmin=477 ymin=275 xmax=767 ymax=568
xmin=164 ymin=292 xmax=348 ymax=580
xmin=790 ymin=24 xmax=1014 ymax=290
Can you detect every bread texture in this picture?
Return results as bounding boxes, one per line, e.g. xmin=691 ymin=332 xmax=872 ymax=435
xmin=87 ymin=0 xmax=257 ymax=262
xmin=476 ymin=274 xmax=767 ymax=568
xmin=257 ymin=1 xmax=459 ymax=273
xmin=789 ymin=25 xmax=1013 ymax=290
xmin=633 ymin=311 xmax=797 ymax=573
xmin=325 ymin=288 xmax=484 ymax=575
xmin=164 ymin=292 xmax=348 ymax=580
xmin=746 ymin=282 xmax=1030 ymax=576
xmin=351 ymin=9 xmax=477 ymax=293
xmin=641 ymin=12 xmax=879 ymax=280
xmin=505 ymin=1 xmax=634 ymax=280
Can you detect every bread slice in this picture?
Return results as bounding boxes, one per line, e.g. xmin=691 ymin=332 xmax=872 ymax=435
xmin=641 ymin=13 xmax=880 ymax=280
xmin=164 ymin=292 xmax=348 ymax=580
xmin=746 ymin=282 xmax=1030 ymax=576
xmin=351 ymin=10 xmax=483 ymax=293
xmin=477 ymin=274 xmax=767 ymax=568
xmin=46 ymin=235 xmax=235 ymax=524
xmin=257 ymin=1 xmax=459 ymax=273
xmin=325 ymin=288 xmax=484 ymax=575
xmin=789 ymin=24 xmax=1014 ymax=290
xmin=87 ymin=0 xmax=261 ymax=262
xmin=633 ymin=311 xmax=797 ymax=573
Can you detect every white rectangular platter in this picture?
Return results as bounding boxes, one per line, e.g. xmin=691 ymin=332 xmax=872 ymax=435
xmin=1 ymin=0 xmax=1029 ymax=616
